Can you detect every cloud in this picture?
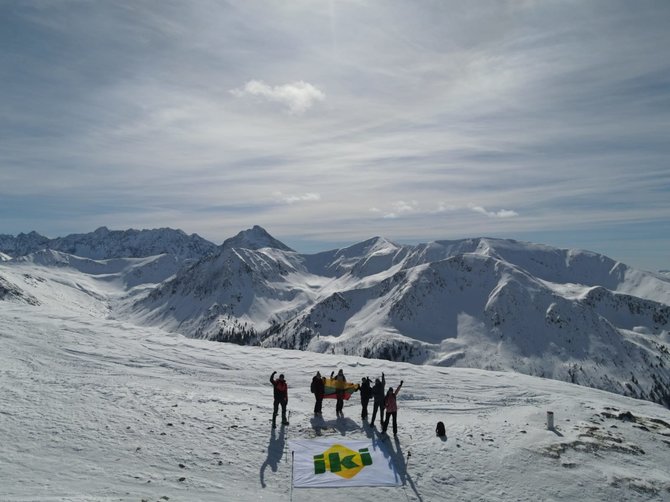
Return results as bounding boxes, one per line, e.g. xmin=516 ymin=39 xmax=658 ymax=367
xmin=434 ymin=202 xmax=458 ymax=214
xmin=373 ymin=200 xmax=419 ymax=219
xmin=393 ymin=200 xmax=418 ymax=213
xmin=469 ymin=205 xmax=519 ymax=219
xmin=371 ymin=201 xmax=517 ymax=220
xmin=276 ymin=192 xmax=321 ymax=204
xmin=231 ymin=80 xmax=325 ymax=114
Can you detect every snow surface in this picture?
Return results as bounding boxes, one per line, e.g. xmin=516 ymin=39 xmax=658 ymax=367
xmin=2 ymin=266 xmax=670 ymax=501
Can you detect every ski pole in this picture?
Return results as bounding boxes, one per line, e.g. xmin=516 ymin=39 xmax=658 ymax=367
xmin=402 ymin=450 xmax=412 ymax=502
xmin=284 ymin=409 xmax=291 ymax=463
xmin=289 ymin=450 xmax=295 ymax=502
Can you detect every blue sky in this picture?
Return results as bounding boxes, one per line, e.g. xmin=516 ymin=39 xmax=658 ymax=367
xmin=1 ymin=1 xmax=669 ymax=271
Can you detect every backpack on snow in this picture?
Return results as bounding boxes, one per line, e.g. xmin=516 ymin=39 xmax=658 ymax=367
xmin=436 ymin=421 xmax=446 ymax=437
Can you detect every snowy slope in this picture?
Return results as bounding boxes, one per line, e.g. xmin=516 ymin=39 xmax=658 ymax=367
xmin=0 ymin=274 xmax=40 ymax=305
xmin=0 ymin=251 xmax=12 ymax=261
xmin=2 ymin=294 xmax=670 ymax=502
xmin=13 ymin=249 xmax=181 ymax=289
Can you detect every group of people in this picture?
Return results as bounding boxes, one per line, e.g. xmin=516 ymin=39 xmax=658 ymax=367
xmin=270 ymin=369 xmax=404 ymax=435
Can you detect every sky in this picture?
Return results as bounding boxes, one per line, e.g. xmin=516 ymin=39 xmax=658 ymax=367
xmin=1 ymin=0 xmax=669 ymax=272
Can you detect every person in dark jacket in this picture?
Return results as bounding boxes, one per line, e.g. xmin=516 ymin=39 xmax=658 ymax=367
xmin=359 ymin=377 xmax=372 ymax=421
xmin=331 ymin=369 xmax=347 ymax=417
xmin=270 ymin=371 xmax=288 ymax=428
xmin=310 ymin=371 xmax=325 ymax=416
xmin=370 ymin=372 xmax=385 ymax=427
xmin=382 ymin=380 xmax=403 ymax=436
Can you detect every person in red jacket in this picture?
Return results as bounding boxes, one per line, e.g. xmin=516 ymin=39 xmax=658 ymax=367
xmin=382 ymin=380 xmax=403 ymax=436
xmin=270 ymin=371 xmax=288 ymax=428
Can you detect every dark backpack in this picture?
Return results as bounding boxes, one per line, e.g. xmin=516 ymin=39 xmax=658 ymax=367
xmin=436 ymin=421 xmax=446 ymax=437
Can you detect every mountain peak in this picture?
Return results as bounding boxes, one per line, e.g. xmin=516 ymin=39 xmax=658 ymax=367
xmin=222 ymin=226 xmax=294 ymax=252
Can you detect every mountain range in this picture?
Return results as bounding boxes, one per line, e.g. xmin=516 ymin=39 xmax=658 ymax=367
xmin=0 ymin=226 xmax=217 ymax=262
xmin=1 ymin=225 xmax=669 ymax=407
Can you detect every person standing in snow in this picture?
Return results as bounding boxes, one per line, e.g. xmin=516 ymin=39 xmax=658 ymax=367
xmin=359 ymin=377 xmax=372 ymax=421
xmin=270 ymin=371 xmax=288 ymax=428
xmin=331 ymin=369 xmax=347 ymax=417
xmin=311 ymin=371 xmax=325 ymax=416
xmin=382 ymin=380 xmax=403 ymax=436
xmin=370 ymin=372 xmax=386 ymax=427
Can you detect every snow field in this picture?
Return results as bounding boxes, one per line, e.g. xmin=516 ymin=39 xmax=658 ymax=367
xmin=2 ymin=300 xmax=670 ymax=501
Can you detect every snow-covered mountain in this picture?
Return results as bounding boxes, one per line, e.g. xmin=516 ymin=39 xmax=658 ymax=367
xmin=2 ymin=225 xmax=669 ymax=408
xmin=302 ymin=236 xmax=409 ymax=278
xmin=0 ymin=249 xmax=184 ymax=324
xmin=129 ymin=244 xmax=323 ymax=341
xmin=222 ymin=224 xmax=295 ymax=252
xmin=0 ymin=251 xmax=12 ymax=261
xmin=0 ymin=226 xmax=217 ymax=262
xmin=0 ymin=230 xmax=50 ymax=256
xmin=14 ymin=249 xmax=183 ymax=289
xmin=118 ymin=227 xmax=670 ymax=408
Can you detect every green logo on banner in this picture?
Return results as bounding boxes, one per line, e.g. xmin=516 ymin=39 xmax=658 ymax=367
xmin=313 ymin=444 xmax=373 ymax=479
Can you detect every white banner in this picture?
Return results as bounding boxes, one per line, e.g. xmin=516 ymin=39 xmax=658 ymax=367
xmin=289 ymin=439 xmax=401 ymax=488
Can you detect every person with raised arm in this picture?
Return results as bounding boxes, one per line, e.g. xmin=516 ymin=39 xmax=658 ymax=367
xmin=382 ymin=379 xmax=403 ymax=436
xmin=269 ymin=371 xmax=288 ymax=428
